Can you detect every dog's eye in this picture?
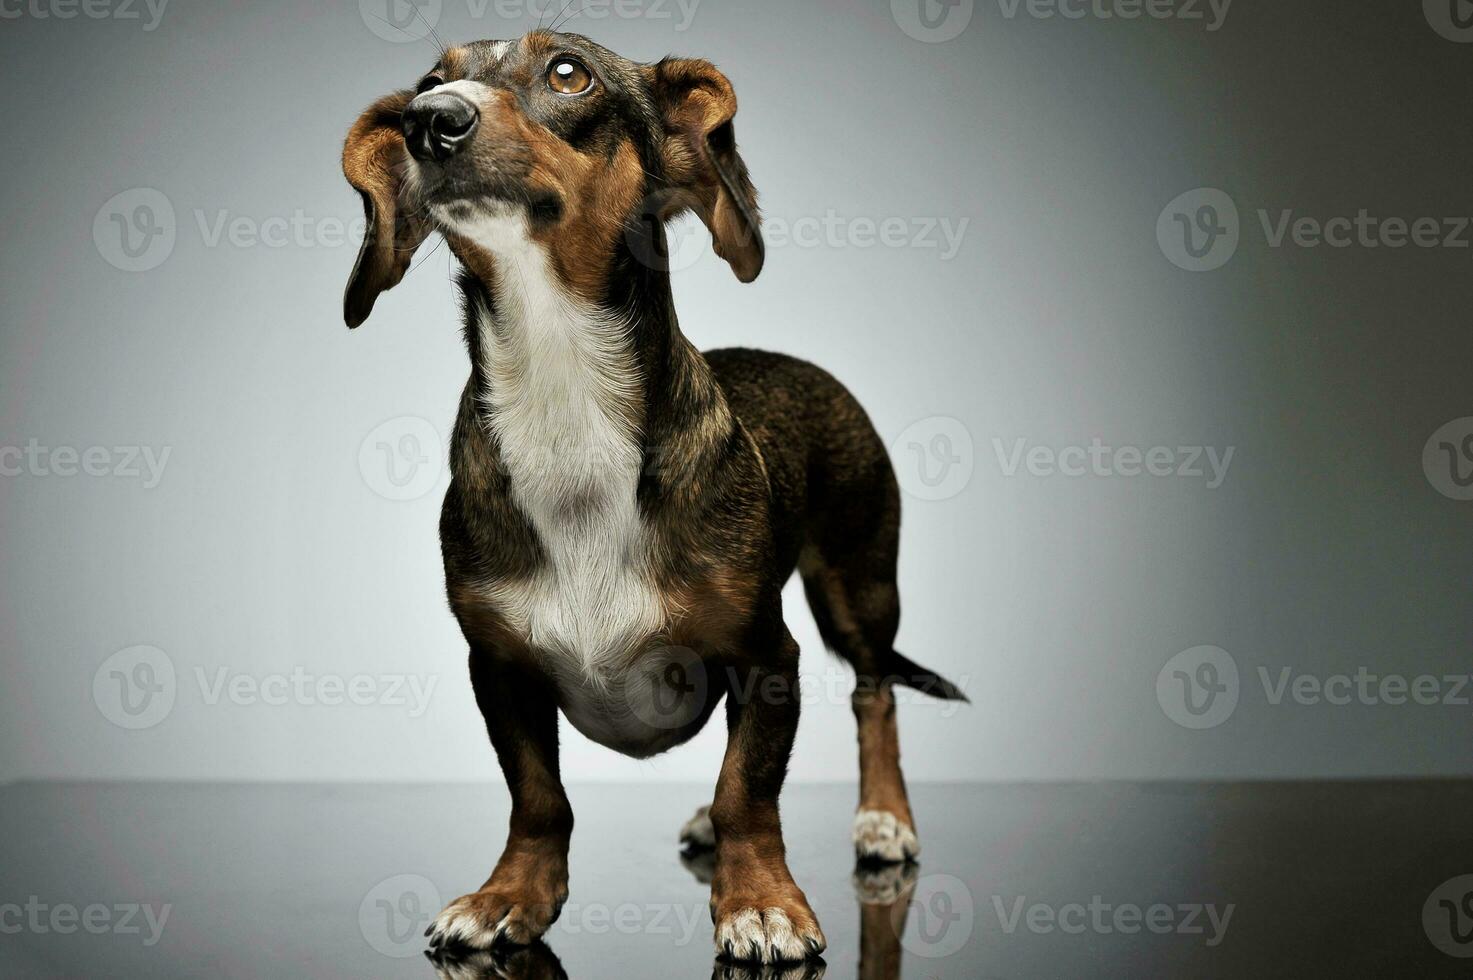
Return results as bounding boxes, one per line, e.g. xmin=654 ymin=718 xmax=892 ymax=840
xmin=416 ymin=74 xmax=445 ymax=94
xmin=547 ymin=57 xmax=593 ymax=96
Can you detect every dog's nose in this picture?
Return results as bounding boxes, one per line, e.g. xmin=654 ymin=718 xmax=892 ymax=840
xmin=402 ymin=92 xmax=479 ymax=163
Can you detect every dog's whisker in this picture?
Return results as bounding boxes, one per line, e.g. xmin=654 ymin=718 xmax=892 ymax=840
xmin=360 ymin=8 xmax=446 ymax=56
xmin=551 ymin=3 xmax=587 ymax=32
xmin=546 ymin=0 xmax=579 ymax=34
xmin=407 ymin=1 xmax=449 ymax=58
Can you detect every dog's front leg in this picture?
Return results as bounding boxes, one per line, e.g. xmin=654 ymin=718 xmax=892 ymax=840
xmin=427 ymin=651 xmax=571 ymax=951
xmin=708 ymin=629 xmax=827 ymax=964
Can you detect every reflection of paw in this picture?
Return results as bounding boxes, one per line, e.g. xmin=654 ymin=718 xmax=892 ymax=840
xmin=425 ymin=940 xmax=568 ymax=980
xmin=681 ymin=805 xmax=716 ymax=850
xmin=853 ymin=809 xmax=919 ymax=864
xmin=681 ymin=846 xmax=718 ymax=884
xmin=712 ymin=957 xmax=828 ymax=980
xmin=715 ymin=907 xmax=826 ymax=964
xmin=426 ymin=887 xmax=565 ymax=951
xmin=852 ymin=860 xmax=919 ymax=906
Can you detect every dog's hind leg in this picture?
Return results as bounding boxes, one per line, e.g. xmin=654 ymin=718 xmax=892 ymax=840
xmin=799 ymin=465 xmax=965 ymax=863
xmin=800 ymin=527 xmax=922 ymax=864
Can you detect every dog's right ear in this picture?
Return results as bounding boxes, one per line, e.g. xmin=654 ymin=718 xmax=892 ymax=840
xmin=342 ymin=92 xmax=431 ymax=328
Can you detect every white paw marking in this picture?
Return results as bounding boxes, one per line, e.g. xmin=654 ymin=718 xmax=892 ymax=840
xmin=426 ymin=891 xmax=555 ymax=950
xmin=680 ymin=805 xmax=715 ymax=848
xmin=716 ymin=907 xmax=823 ymax=964
xmin=428 ymin=896 xmax=503 ymax=950
xmin=853 ymin=808 xmax=920 ymax=863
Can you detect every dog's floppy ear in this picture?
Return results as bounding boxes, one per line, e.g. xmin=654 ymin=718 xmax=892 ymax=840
xmin=648 ymin=58 xmax=763 ymax=283
xmin=342 ymin=92 xmax=432 ymax=328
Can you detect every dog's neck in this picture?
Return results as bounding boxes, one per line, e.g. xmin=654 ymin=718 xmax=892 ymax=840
xmin=448 ymin=208 xmax=731 ymax=503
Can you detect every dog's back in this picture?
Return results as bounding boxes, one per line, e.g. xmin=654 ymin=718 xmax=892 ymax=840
xmin=709 ymin=348 xmax=968 ymax=704
xmin=704 ymin=348 xmax=895 ymax=577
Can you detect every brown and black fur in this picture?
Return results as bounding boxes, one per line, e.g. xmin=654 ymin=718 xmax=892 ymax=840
xmin=341 ymin=30 xmax=963 ymax=966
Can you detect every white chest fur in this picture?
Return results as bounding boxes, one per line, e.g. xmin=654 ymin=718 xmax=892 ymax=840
xmin=441 ymin=207 xmax=674 ymax=749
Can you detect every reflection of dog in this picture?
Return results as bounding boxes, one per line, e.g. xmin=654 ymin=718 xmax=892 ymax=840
xmin=426 ymin=941 xmax=568 ymax=980
xmin=343 ymin=30 xmax=965 ymax=966
xmin=713 ymin=960 xmax=830 ymax=980
xmin=427 ymin=940 xmax=830 ymax=980
xmin=854 ymin=863 xmax=919 ymax=980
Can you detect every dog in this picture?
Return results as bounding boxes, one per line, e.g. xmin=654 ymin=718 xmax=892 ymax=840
xmin=341 ymin=30 xmax=966 ymax=965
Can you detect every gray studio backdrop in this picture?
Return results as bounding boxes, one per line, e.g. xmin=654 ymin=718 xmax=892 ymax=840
xmin=1 ymin=0 xmax=1469 ymax=784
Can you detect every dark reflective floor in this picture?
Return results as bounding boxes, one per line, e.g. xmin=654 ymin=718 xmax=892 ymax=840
xmin=1 ymin=781 xmax=1471 ymax=977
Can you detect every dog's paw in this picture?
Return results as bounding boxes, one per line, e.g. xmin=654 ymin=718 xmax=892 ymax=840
xmin=852 ymin=859 xmax=919 ymax=906
xmin=425 ymin=886 xmax=565 ymax=951
xmin=853 ymin=808 xmax=920 ymax=864
xmin=715 ymin=906 xmax=826 ymax=964
xmin=680 ymin=804 xmax=716 ymax=850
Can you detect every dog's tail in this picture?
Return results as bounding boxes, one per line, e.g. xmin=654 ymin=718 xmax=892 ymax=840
xmin=884 ymin=650 xmax=970 ymax=702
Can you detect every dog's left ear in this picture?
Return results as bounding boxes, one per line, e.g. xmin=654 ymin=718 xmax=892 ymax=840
xmin=648 ymin=58 xmax=763 ymax=283
xmin=342 ymin=92 xmax=432 ymax=328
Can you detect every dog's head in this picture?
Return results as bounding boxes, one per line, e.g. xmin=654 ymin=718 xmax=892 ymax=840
xmin=341 ymin=31 xmax=762 ymax=327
